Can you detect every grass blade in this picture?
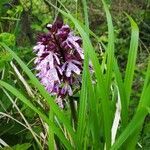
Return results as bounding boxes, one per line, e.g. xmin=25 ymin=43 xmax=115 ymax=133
xmin=48 ymin=110 xmax=55 ymax=150
xmin=125 ymin=58 xmax=150 ymax=149
xmin=76 ymin=43 xmax=88 ymax=149
xmin=140 ymin=58 xmax=150 ymax=99
xmin=124 ymin=14 xmax=139 ymax=106
xmin=82 ymin=0 xmax=89 ymax=28
xmin=102 ymin=0 xmax=115 ymax=91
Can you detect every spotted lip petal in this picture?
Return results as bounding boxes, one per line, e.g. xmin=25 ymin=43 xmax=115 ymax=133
xmin=33 ymin=19 xmax=85 ymax=108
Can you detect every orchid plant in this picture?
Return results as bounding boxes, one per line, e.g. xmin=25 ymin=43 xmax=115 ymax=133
xmin=33 ymin=18 xmax=84 ymax=108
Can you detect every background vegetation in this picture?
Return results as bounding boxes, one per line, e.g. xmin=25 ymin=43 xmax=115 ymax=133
xmin=0 ymin=0 xmax=150 ymax=150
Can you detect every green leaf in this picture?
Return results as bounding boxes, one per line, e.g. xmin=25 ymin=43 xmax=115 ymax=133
xmin=124 ymin=14 xmax=139 ymax=106
xmin=102 ymin=0 xmax=115 ymax=91
xmin=48 ymin=110 xmax=55 ymax=150
xmin=124 ymin=58 xmax=150 ymax=149
xmin=76 ymin=43 xmax=89 ymax=149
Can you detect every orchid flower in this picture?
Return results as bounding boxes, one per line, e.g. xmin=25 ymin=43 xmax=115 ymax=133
xmin=33 ymin=19 xmax=84 ymax=108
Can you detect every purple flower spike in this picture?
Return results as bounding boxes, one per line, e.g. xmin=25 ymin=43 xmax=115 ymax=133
xmin=33 ymin=18 xmax=84 ymax=108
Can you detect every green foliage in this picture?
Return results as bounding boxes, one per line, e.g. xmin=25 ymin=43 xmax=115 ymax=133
xmin=0 ymin=32 xmax=14 ymax=69
xmin=0 ymin=33 xmax=15 ymax=47
xmin=1 ymin=143 xmax=31 ymax=150
xmin=0 ymin=92 xmax=12 ymax=111
xmin=0 ymin=0 xmax=150 ymax=149
xmin=0 ymin=0 xmax=9 ymax=16
xmin=0 ymin=51 xmax=12 ymax=69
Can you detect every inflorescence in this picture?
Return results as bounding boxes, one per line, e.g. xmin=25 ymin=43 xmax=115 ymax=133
xmin=33 ymin=19 xmax=84 ymax=108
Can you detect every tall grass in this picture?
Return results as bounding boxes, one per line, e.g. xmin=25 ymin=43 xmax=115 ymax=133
xmin=0 ymin=0 xmax=150 ymax=149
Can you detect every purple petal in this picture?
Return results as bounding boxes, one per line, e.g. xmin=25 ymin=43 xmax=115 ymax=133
xmin=46 ymin=52 xmax=54 ymax=69
xmin=33 ymin=44 xmax=45 ymax=52
xmin=36 ymin=59 xmax=47 ymax=71
xmin=62 ymin=62 xmax=67 ymax=72
xmin=46 ymin=68 xmax=60 ymax=83
xmin=66 ymin=62 xmax=81 ymax=77
xmin=66 ymin=36 xmax=84 ymax=59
